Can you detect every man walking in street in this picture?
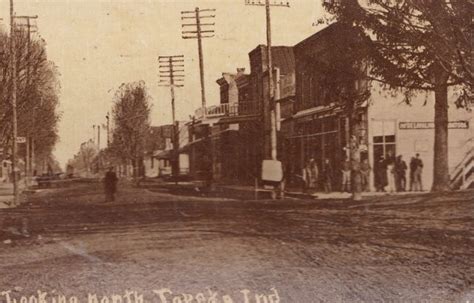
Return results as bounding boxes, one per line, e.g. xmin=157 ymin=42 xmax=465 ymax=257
xmin=104 ymin=166 xmax=118 ymax=202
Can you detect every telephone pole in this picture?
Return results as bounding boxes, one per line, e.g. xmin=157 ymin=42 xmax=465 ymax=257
xmin=105 ymin=112 xmax=110 ymax=148
xmin=14 ymin=15 xmax=38 ymax=182
xmin=9 ymin=0 xmax=20 ymax=205
xmin=181 ymin=7 xmax=215 ymax=114
xmin=245 ymin=0 xmax=290 ymax=160
xmin=158 ymin=55 xmax=184 ymax=178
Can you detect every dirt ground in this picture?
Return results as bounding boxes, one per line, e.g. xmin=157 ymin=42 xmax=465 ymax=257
xmin=0 ymin=183 xmax=472 ymax=303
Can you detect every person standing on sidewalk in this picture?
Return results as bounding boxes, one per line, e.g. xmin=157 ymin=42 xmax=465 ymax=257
xmin=375 ymin=155 xmax=387 ymax=192
xmin=395 ymin=155 xmax=407 ymax=191
xmin=412 ymin=153 xmax=424 ymax=191
xmin=360 ymin=158 xmax=371 ymax=192
xmin=104 ymin=166 xmax=118 ymax=202
xmin=385 ymin=152 xmax=396 ymax=193
xmin=409 ymin=156 xmax=417 ymax=191
xmin=303 ymin=158 xmax=319 ymax=193
xmin=341 ymin=159 xmax=351 ymax=193
xmin=322 ymin=158 xmax=333 ymax=193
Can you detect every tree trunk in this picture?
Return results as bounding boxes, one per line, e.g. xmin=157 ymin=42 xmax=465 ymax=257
xmin=432 ymin=72 xmax=450 ymax=192
xmin=348 ymin=103 xmax=362 ymax=200
xmin=132 ymin=158 xmax=140 ymax=187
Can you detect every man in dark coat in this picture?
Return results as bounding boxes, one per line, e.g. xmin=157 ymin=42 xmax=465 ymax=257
xmin=104 ymin=166 xmax=118 ymax=202
xmin=395 ymin=155 xmax=408 ymax=191
xmin=375 ymin=155 xmax=388 ymax=192
xmin=322 ymin=158 xmax=334 ymax=193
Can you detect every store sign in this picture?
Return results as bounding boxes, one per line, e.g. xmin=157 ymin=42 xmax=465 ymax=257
xmin=261 ymin=160 xmax=283 ymax=182
xmin=399 ymin=121 xmax=469 ymax=130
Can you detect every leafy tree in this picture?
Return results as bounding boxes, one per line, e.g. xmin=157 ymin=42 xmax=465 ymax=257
xmin=323 ymin=0 xmax=473 ymax=191
xmin=0 ymin=28 xmax=61 ymax=169
xmin=68 ymin=140 xmax=98 ymax=177
xmin=109 ymin=81 xmax=151 ymax=180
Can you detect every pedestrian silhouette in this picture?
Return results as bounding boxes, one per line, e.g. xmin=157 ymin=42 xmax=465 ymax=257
xmin=104 ymin=166 xmax=118 ymax=202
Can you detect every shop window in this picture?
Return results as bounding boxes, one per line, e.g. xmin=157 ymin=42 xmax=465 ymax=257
xmin=384 ymin=135 xmax=395 ymax=143
xmin=374 ymin=136 xmax=384 ymax=144
xmin=373 ymin=136 xmax=396 ymax=160
xmin=373 ymin=120 xmax=396 ymax=161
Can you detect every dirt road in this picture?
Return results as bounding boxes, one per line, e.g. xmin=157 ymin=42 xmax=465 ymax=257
xmin=0 ymin=184 xmax=472 ymax=302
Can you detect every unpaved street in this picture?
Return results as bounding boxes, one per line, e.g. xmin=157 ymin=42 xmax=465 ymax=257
xmin=0 ymin=184 xmax=473 ymax=303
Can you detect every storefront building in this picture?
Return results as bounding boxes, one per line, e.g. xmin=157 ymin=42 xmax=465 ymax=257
xmin=367 ymin=85 xmax=473 ymax=190
xmin=287 ymin=23 xmax=473 ymax=191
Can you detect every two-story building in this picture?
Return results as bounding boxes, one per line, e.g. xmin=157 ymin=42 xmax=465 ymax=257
xmin=287 ymin=23 xmax=473 ymax=191
xmin=189 ymin=45 xmax=296 ymax=185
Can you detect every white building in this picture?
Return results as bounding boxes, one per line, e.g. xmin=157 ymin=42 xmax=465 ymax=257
xmin=367 ymin=85 xmax=473 ymax=190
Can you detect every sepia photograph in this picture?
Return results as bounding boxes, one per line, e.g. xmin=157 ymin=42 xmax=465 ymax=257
xmin=0 ymin=0 xmax=472 ymax=302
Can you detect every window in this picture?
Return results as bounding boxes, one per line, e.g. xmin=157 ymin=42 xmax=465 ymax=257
xmin=372 ymin=120 xmax=396 ymax=160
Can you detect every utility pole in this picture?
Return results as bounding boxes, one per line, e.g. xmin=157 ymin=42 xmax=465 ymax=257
xmin=14 ymin=15 xmax=38 ymax=183
xmin=158 ymin=55 xmax=184 ymax=178
xmin=181 ymin=8 xmax=215 ymax=188
xmin=97 ymin=125 xmax=100 ymax=151
xmin=245 ymin=0 xmax=290 ymax=160
xmin=9 ymin=0 xmax=20 ymax=205
xmin=105 ymin=112 xmax=110 ymax=148
xmin=93 ymin=124 xmax=101 ymax=172
xmin=181 ymin=7 xmax=215 ymax=114
xmin=93 ymin=125 xmax=96 ymax=146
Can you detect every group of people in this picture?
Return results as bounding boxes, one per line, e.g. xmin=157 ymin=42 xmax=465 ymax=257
xmin=375 ymin=152 xmax=424 ymax=192
xmin=303 ymin=152 xmax=424 ymax=194
xmin=302 ymin=157 xmax=371 ymax=194
xmin=302 ymin=158 xmax=335 ymax=193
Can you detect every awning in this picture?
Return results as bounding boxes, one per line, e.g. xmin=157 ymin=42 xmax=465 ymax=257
xmin=155 ymin=150 xmax=172 ymax=159
xmin=293 ymin=103 xmax=341 ymax=120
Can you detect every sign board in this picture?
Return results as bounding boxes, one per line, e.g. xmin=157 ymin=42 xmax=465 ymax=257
xmin=399 ymin=121 xmax=469 ymax=130
xmin=261 ymin=160 xmax=283 ymax=182
xmin=16 ymin=137 xmax=26 ymax=143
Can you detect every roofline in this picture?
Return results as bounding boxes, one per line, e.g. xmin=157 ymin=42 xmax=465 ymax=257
xmin=294 ymin=22 xmax=342 ymax=49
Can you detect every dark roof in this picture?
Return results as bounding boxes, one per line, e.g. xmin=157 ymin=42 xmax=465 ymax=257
xmin=248 ymin=45 xmax=295 ymax=75
xmin=294 ymin=22 xmax=363 ymax=55
xmin=294 ymin=23 xmax=342 ymax=49
xmin=271 ymin=46 xmax=295 ymax=75
xmin=146 ymin=124 xmax=174 ymax=152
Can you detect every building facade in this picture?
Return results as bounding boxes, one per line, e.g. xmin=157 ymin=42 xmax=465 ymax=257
xmin=287 ymin=23 xmax=473 ymax=191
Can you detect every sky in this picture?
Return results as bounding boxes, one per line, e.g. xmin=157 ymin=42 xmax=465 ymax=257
xmin=0 ymin=0 xmax=326 ymax=167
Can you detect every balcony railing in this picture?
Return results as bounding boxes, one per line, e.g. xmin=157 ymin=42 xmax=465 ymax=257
xmin=195 ymin=101 xmax=261 ymax=119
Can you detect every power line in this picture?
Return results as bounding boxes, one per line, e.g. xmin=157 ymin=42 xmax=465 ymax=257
xmin=245 ymin=0 xmax=290 ymax=161
xmin=181 ymin=7 xmax=216 ymax=115
xmin=13 ymin=15 xmax=38 ymax=183
xmin=158 ymin=55 xmax=184 ymax=178
xmin=244 ymin=0 xmax=289 ymax=7
xmin=9 ymin=0 xmax=20 ymax=205
xmin=158 ymin=55 xmax=185 ymax=124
